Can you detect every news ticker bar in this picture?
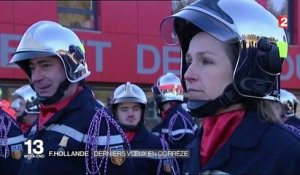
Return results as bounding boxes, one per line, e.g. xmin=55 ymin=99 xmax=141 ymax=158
xmin=44 ymin=149 xmax=190 ymax=158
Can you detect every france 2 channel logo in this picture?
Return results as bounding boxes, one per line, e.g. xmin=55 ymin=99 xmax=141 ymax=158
xmin=278 ymin=15 xmax=288 ymax=29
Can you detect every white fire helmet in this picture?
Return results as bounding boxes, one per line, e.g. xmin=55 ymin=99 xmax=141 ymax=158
xmin=280 ymin=89 xmax=299 ymax=117
xmin=11 ymin=84 xmax=39 ymax=114
xmin=10 ymin=20 xmax=91 ymax=83
xmin=112 ymin=82 xmax=147 ymax=106
xmin=152 ymin=72 xmax=184 ymax=106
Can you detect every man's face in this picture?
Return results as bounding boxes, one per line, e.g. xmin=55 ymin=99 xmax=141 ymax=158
xmin=116 ymin=102 xmax=142 ymax=127
xmin=29 ymin=56 xmax=66 ymax=98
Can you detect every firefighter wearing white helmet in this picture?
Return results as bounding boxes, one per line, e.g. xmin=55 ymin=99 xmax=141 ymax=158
xmin=10 ymin=84 xmax=39 ymax=135
xmin=10 ymin=20 xmax=136 ymax=175
xmin=112 ymin=82 xmax=147 ymax=130
xmin=11 ymin=20 xmax=90 ymax=105
xmin=279 ymin=89 xmax=300 ymax=134
xmin=160 ymin=0 xmax=300 ymax=174
xmin=112 ymin=82 xmax=178 ymax=174
xmin=151 ymin=72 xmax=198 ymax=172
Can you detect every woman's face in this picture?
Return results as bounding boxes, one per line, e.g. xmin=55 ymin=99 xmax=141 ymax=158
xmin=184 ymin=32 xmax=234 ymax=101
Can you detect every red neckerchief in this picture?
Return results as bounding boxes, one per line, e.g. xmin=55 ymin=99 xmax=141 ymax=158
xmin=125 ymin=131 xmax=136 ymax=142
xmin=200 ymin=108 xmax=245 ymax=167
xmin=161 ymin=102 xmax=176 ymax=121
xmin=161 ymin=110 xmax=169 ymax=121
xmin=38 ymin=86 xmax=83 ymax=130
xmin=20 ymin=122 xmax=32 ymax=134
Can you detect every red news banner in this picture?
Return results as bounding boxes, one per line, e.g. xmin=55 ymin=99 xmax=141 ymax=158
xmin=278 ymin=15 xmax=288 ymax=29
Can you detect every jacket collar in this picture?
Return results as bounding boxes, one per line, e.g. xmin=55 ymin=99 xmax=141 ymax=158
xmin=43 ymin=87 xmax=94 ymax=126
xmin=131 ymin=126 xmax=148 ymax=142
xmin=229 ymin=110 xmax=270 ymax=148
xmin=204 ymin=110 xmax=270 ymax=170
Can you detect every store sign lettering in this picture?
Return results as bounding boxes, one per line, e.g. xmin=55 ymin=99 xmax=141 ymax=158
xmin=0 ymin=33 xmax=21 ymax=67
xmin=2 ymin=33 xmax=299 ymax=80
xmin=137 ymin=44 xmax=180 ymax=75
xmin=0 ymin=33 xmax=180 ymax=75
xmin=85 ymin=40 xmax=112 ymax=72
xmin=281 ymin=54 xmax=300 ymax=80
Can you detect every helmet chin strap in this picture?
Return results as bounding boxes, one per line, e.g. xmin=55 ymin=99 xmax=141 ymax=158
xmin=120 ymin=121 xmax=143 ymax=131
xmin=187 ymin=84 xmax=239 ymax=118
xmin=36 ymin=79 xmax=71 ymax=105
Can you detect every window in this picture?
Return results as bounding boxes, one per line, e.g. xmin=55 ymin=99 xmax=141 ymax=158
xmin=58 ymin=1 xmax=97 ymax=30
xmin=172 ymin=0 xmax=197 ymax=14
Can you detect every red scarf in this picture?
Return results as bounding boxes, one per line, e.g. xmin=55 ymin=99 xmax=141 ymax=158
xmin=161 ymin=110 xmax=169 ymax=121
xmin=200 ymin=108 xmax=245 ymax=166
xmin=161 ymin=102 xmax=176 ymax=121
xmin=38 ymin=86 xmax=83 ymax=130
xmin=125 ymin=131 xmax=136 ymax=142
xmin=20 ymin=122 xmax=32 ymax=134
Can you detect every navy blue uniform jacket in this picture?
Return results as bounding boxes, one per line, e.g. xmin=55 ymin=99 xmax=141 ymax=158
xmin=183 ymin=110 xmax=300 ymax=175
xmin=285 ymin=116 xmax=300 ymax=135
xmin=151 ymin=104 xmax=198 ymax=149
xmin=19 ymin=87 xmax=137 ymax=175
xmin=152 ymin=104 xmax=198 ymax=173
xmin=130 ymin=126 xmax=171 ymax=175
xmin=0 ymin=108 xmax=25 ymax=175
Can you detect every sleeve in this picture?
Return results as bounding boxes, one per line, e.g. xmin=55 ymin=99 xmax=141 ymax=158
xmin=165 ymin=109 xmax=198 ymax=149
xmin=0 ymin=109 xmax=24 ymax=175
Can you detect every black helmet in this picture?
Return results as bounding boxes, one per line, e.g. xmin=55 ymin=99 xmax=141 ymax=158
xmin=160 ymin=0 xmax=288 ymax=116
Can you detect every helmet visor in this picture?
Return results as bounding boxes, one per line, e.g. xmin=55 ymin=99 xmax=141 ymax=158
xmin=160 ymin=6 xmax=239 ymax=45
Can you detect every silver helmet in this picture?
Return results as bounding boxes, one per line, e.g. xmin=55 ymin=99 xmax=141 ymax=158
xmin=280 ymin=89 xmax=299 ymax=117
xmin=160 ymin=0 xmax=287 ymax=101
xmin=10 ymin=20 xmax=91 ymax=83
xmin=152 ymin=72 xmax=184 ymax=106
xmin=11 ymin=84 xmax=39 ymax=114
xmin=112 ymin=82 xmax=147 ymax=106
xmin=112 ymin=82 xmax=147 ymax=130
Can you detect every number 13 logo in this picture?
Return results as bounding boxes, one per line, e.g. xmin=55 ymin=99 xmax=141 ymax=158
xmin=24 ymin=139 xmax=44 ymax=155
xmin=278 ymin=15 xmax=288 ymax=29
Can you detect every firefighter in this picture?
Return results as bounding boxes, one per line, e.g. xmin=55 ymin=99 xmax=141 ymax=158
xmin=0 ymin=99 xmax=16 ymax=119
xmin=10 ymin=20 xmax=137 ymax=175
xmin=151 ymin=72 xmax=198 ymax=171
xmin=10 ymin=84 xmax=39 ymax=135
xmin=279 ymin=89 xmax=300 ymax=134
xmin=0 ymin=107 xmax=25 ymax=175
xmin=111 ymin=82 xmax=178 ymax=175
xmin=160 ymin=0 xmax=300 ymax=174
